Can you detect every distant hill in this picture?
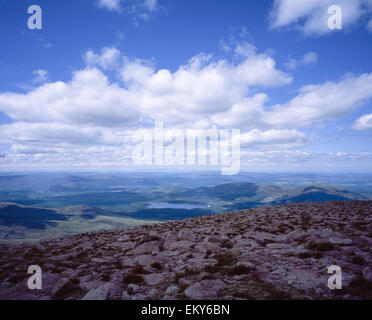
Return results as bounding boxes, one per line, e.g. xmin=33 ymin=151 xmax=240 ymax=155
xmin=177 ymin=182 xmax=260 ymax=200
xmin=0 ymin=203 xmax=158 ymax=244
xmin=48 ymin=190 xmax=150 ymax=206
xmin=176 ymin=182 xmax=368 ymax=210
xmin=271 ymin=184 xmax=368 ymax=205
xmin=0 ymin=203 xmax=67 ymax=229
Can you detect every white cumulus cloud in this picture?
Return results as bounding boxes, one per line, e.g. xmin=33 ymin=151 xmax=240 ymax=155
xmin=239 ymin=129 xmax=311 ymax=149
xmin=96 ymin=0 xmax=160 ymax=21
xmin=97 ymin=0 xmax=121 ymax=12
xmin=119 ymin=46 xmax=292 ymax=127
xmin=32 ymin=69 xmax=48 ymax=84
xmin=285 ymin=52 xmax=318 ymax=70
xmin=0 ymin=68 xmax=141 ymax=127
xmin=85 ymin=47 xmax=121 ymax=70
xmin=353 ymin=113 xmax=372 ymax=130
xmin=1 ymin=45 xmax=371 ymax=169
xmin=270 ymin=0 xmax=372 ymax=36
xmin=264 ymin=73 xmax=372 ymax=128
xmin=212 ymin=73 xmax=372 ymax=129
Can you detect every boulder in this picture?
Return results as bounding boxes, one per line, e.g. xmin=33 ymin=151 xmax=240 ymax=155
xmin=138 ymin=255 xmax=157 ymax=266
xmin=165 ymin=285 xmax=179 ymax=296
xmin=184 ymin=280 xmax=226 ymax=300
xmin=169 ymin=240 xmax=193 ymax=252
xmin=116 ymin=241 xmax=136 ymax=251
xmin=329 ymin=237 xmax=353 ymax=245
xmin=362 ymin=267 xmax=372 ymax=281
xmin=82 ymin=285 xmax=110 ymax=300
xmin=51 ymin=278 xmax=74 ymax=300
xmin=195 ymin=241 xmax=220 ymax=254
xmin=286 ymin=230 xmax=307 ymax=242
xmin=143 ymin=273 xmax=165 ymax=286
xmin=146 ymin=288 xmax=161 ymax=299
xmin=82 ymin=282 xmax=122 ymax=300
xmin=177 ymin=230 xmax=196 ymax=241
xmin=131 ymin=242 xmax=160 ymax=255
xmin=122 ymin=256 xmax=137 ymax=268
xmin=165 ymin=231 xmax=178 ymax=242
xmin=266 ymin=243 xmax=291 ymax=250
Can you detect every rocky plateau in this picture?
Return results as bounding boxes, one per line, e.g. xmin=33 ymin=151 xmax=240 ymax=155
xmin=0 ymin=201 xmax=372 ymax=300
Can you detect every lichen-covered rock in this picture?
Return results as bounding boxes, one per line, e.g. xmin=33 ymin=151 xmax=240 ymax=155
xmin=169 ymin=240 xmax=193 ymax=252
xmin=82 ymin=285 xmax=110 ymax=300
xmin=184 ymin=280 xmax=226 ymax=299
xmin=138 ymin=255 xmax=157 ymax=266
xmin=165 ymin=285 xmax=179 ymax=296
xmin=329 ymin=237 xmax=353 ymax=245
xmin=143 ymin=273 xmax=165 ymax=286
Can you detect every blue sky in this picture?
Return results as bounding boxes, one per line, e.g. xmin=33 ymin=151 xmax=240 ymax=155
xmin=0 ymin=0 xmax=372 ymax=172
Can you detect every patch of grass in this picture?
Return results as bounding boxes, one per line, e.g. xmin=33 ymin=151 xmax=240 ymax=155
xmin=267 ymin=288 xmax=291 ymax=300
xmin=349 ymin=277 xmax=372 ymax=291
xmin=123 ymin=274 xmax=144 ymax=285
xmin=223 ymin=265 xmax=252 ymax=276
xmin=127 ymin=286 xmax=135 ymax=295
xmin=150 ymin=262 xmax=163 ymax=270
xmin=221 ymin=241 xmax=233 ymax=249
xmin=300 ymin=214 xmax=311 ymax=225
xmin=232 ymin=291 xmax=254 ymax=299
xmin=298 ymin=252 xmax=323 ymax=259
xmin=175 ymin=268 xmax=200 ymax=282
xmin=204 ymin=250 xmax=212 ymax=259
xmin=352 ymin=221 xmax=366 ymax=231
xmin=340 ymin=277 xmax=372 ymax=299
xmin=215 ymin=252 xmax=237 ymax=267
xmin=201 ymin=274 xmax=217 ymax=280
xmin=132 ymin=265 xmax=150 ymax=274
xmin=176 ymin=283 xmax=190 ymax=299
xmin=8 ymin=274 xmax=27 ymax=284
xmin=350 ymin=255 xmax=366 ymax=265
xmin=204 ymin=264 xmax=221 ymax=273
xmin=306 ymin=241 xmax=334 ymax=251
xmin=100 ymin=274 xmax=111 ymax=281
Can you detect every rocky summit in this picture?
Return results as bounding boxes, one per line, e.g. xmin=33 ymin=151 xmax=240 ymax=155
xmin=0 ymin=201 xmax=372 ymax=300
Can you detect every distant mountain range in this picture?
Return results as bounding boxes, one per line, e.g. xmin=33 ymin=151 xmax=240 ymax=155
xmin=0 ymin=182 xmax=369 ymax=243
xmin=173 ymin=182 xmax=368 ymax=210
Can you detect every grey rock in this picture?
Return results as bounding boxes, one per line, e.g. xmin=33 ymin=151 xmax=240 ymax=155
xmin=143 ymin=273 xmax=165 ymax=286
xmin=329 ymin=237 xmax=353 ymax=245
xmin=169 ymin=240 xmax=193 ymax=252
xmin=138 ymin=255 xmax=156 ymax=266
xmin=362 ymin=267 xmax=372 ymax=281
xmin=184 ymin=280 xmax=225 ymax=299
xmin=82 ymin=285 xmax=109 ymax=300
xmin=286 ymin=230 xmax=307 ymax=242
xmin=51 ymin=278 xmax=74 ymax=300
xmin=195 ymin=241 xmax=220 ymax=254
xmin=165 ymin=285 xmax=179 ymax=296
xmin=128 ymin=284 xmax=140 ymax=292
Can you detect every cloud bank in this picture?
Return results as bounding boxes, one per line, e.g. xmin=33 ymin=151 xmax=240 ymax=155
xmin=270 ymin=0 xmax=372 ymax=36
xmin=0 ymin=45 xmax=371 ymax=169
